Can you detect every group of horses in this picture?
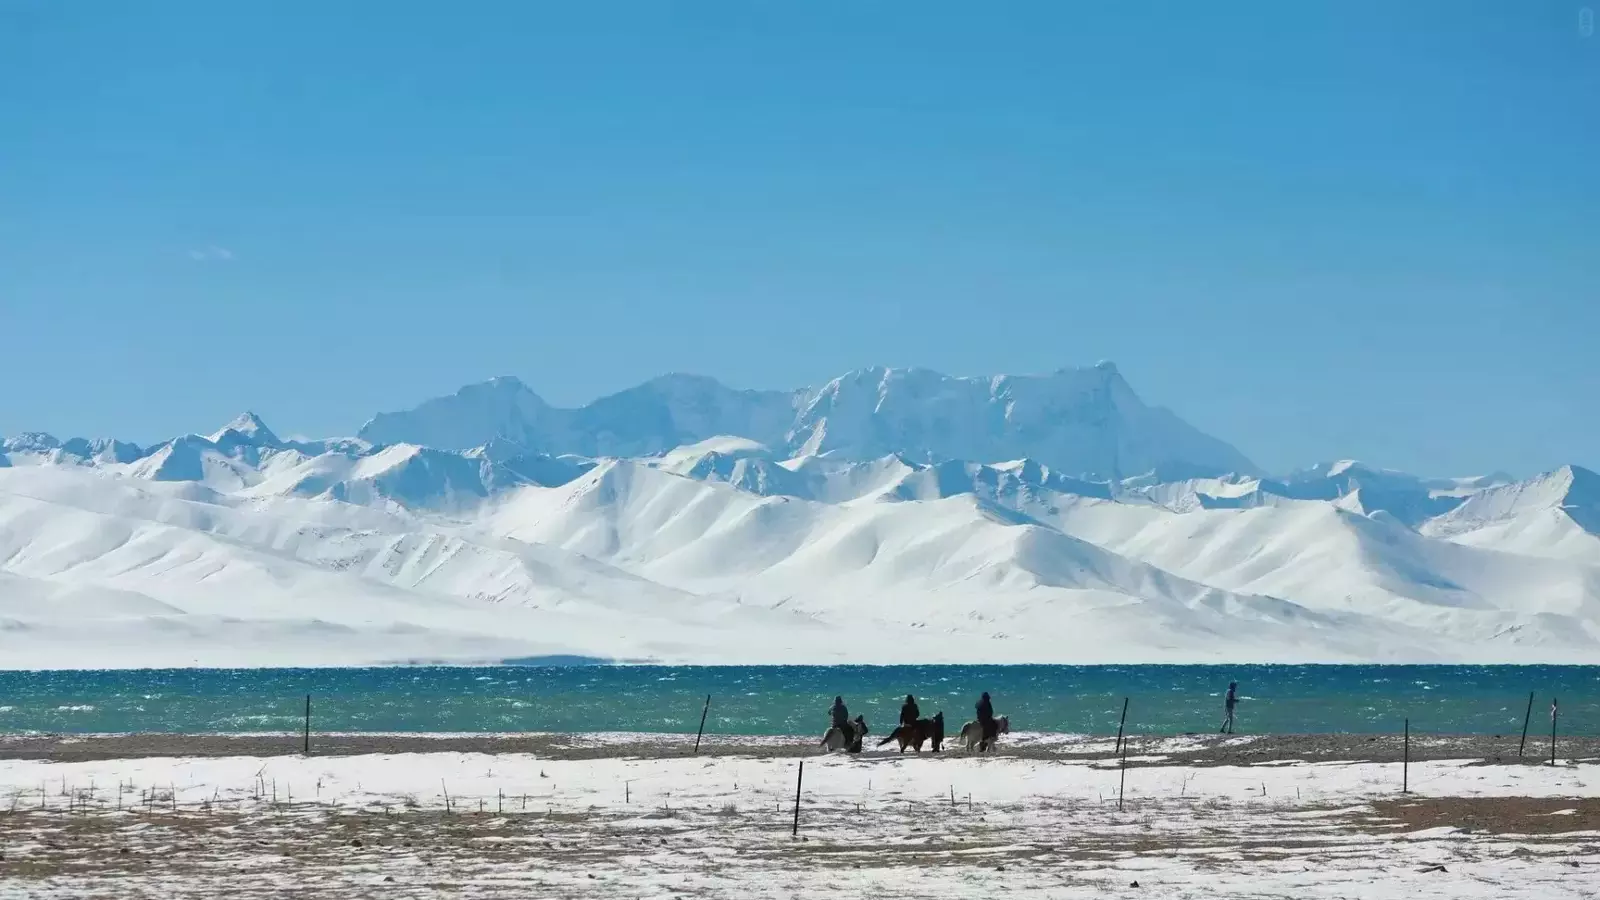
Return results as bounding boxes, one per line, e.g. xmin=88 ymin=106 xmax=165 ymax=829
xmin=819 ymin=711 xmax=1011 ymax=754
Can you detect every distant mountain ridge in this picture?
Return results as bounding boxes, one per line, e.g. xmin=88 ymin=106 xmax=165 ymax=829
xmin=4 ymin=362 xmax=1597 ymax=667
xmin=356 ymin=374 xmax=805 ymax=461
xmin=357 ymin=363 xmax=1257 ymax=482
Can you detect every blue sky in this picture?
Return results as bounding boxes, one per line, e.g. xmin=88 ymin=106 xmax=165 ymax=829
xmin=3 ymin=1 xmax=1596 ymax=476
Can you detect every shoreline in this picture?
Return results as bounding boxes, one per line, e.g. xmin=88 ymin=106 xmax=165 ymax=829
xmin=1 ymin=742 xmax=1595 ymax=898
xmin=4 ymin=729 xmax=1597 ymax=765
xmin=4 ymin=661 xmax=1600 ymax=670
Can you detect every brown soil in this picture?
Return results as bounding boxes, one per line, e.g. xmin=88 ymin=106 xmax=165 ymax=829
xmin=1365 ymin=796 xmax=1600 ymax=836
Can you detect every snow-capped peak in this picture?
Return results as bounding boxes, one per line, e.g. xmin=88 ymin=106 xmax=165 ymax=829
xmin=357 ymin=376 xmax=554 ymax=451
xmin=785 ymin=362 xmax=1256 ymax=480
xmin=1431 ymin=465 xmax=1599 ymax=528
xmin=208 ymin=411 xmax=281 ymax=447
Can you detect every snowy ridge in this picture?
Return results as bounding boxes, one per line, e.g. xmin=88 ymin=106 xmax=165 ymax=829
xmin=786 ymin=363 xmax=1257 ymax=480
xmin=357 ymin=363 xmax=1257 ymax=481
xmin=357 ymin=374 xmax=807 ymax=460
xmin=2 ymin=364 xmax=1598 ymax=666
xmin=1420 ymin=465 xmax=1600 ymax=562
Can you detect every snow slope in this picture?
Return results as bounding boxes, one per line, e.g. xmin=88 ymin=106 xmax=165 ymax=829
xmin=1421 ymin=465 xmax=1600 ymax=563
xmin=0 ymin=467 xmax=840 ymax=668
xmin=1035 ymin=494 xmax=1600 ymax=651
xmin=2 ymin=367 xmax=1598 ymax=667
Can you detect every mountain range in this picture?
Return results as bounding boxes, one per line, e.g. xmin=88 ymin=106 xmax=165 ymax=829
xmin=354 ymin=362 xmax=1256 ymax=481
xmin=2 ymin=363 xmax=1596 ymax=667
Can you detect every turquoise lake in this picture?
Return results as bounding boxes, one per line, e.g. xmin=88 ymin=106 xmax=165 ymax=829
xmin=0 ymin=665 xmax=1594 ymax=736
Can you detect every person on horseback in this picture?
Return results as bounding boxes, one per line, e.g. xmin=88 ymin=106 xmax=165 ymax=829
xmin=830 ymin=696 xmax=850 ymax=733
xmin=976 ymin=691 xmax=997 ymax=750
xmin=899 ymin=694 xmax=920 ymax=728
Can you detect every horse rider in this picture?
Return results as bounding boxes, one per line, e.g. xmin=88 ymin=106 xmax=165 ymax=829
xmin=899 ymin=694 xmax=920 ymax=728
xmin=976 ymin=691 xmax=997 ymax=750
xmin=830 ymin=695 xmax=851 ymax=734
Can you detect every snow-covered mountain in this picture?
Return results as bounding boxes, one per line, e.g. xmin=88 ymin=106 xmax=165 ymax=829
xmin=786 ymin=363 xmax=1257 ymax=481
xmin=357 ymin=363 xmax=1256 ymax=481
xmin=2 ymin=364 xmax=1596 ymax=667
xmin=1115 ymin=459 xmax=1515 ymax=525
xmin=358 ymin=374 xmax=806 ymax=460
xmin=1420 ymin=465 xmax=1600 ymax=562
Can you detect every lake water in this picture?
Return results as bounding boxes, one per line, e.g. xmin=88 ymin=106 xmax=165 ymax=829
xmin=0 ymin=665 xmax=1594 ymax=737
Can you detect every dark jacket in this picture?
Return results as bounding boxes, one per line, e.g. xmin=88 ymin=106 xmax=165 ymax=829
xmin=831 ymin=700 xmax=850 ymax=730
xmin=976 ymin=695 xmax=994 ymax=724
xmin=900 ymin=698 xmax=920 ymax=726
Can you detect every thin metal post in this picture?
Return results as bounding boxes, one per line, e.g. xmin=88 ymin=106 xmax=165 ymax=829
xmin=791 ymin=761 xmax=804 ymax=836
xmin=303 ymin=694 xmax=311 ymax=755
xmin=694 ymin=694 xmax=711 ymax=755
xmin=1403 ymin=718 xmax=1409 ymax=793
xmin=1518 ymin=691 xmax=1534 ymax=757
xmin=1114 ymin=697 xmax=1129 ymax=755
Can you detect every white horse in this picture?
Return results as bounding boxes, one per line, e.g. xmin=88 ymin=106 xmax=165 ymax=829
xmin=820 ymin=716 xmax=870 ymax=753
xmin=958 ymin=715 xmax=1009 ymax=752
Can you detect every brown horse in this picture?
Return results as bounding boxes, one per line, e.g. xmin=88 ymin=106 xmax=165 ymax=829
xmin=876 ymin=712 xmax=944 ymax=753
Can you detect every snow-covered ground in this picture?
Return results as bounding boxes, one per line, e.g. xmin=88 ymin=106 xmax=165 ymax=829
xmin=4 ymin=364 xmax=1600 ymax=667
xmin=1 ymin=749 xmax=1595 ymax=898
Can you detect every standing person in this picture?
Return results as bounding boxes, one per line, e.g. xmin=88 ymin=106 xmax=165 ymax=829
xmin=900 ymin=694 xmax=920 ymax=728
xmin=1219 ymin=682 xmax=1238 ymax=734
xmin=976 ymin=691 xmax=997 ymax=750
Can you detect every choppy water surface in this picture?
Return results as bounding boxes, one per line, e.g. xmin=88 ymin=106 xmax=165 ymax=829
xmin=0 ymin=665 xmax=1594 ymax=736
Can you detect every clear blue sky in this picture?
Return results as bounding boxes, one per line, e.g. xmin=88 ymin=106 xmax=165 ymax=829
xmin=3 ymin=1 xmax=1596 ymax=476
